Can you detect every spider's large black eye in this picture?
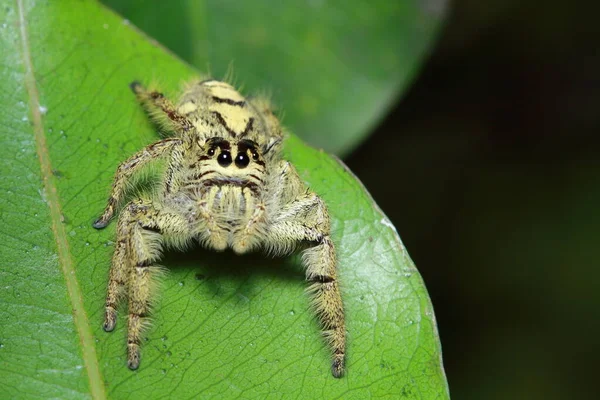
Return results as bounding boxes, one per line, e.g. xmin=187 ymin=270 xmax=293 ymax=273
xmin=235 ymin=152 xmax=250 ymax=168
xmin=217 ymin=151 xmax=232 ymax=167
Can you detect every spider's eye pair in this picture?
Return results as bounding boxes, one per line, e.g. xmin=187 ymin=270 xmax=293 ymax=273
xmin=208 ymin=139 xmax=257 ymax=168
xmin=216 ymin=150 xmax=250 ymax=168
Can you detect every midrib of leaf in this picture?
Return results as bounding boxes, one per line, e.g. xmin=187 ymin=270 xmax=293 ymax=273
xmin=16 ymin=1 xmax=106 ymax=398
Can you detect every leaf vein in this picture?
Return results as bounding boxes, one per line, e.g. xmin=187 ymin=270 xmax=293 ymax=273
xmin=16 ymin=1 xmax=106 ymax=399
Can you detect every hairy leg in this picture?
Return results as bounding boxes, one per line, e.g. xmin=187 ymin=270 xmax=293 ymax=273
xmin=130 ymin=81 xmax=194 ymax=134
xmin=93 ymin=138 xmax=180 ymax=228
xmin=267 ymin=191 xmax=346 ymax=378
xmin=103 ymin=204 xmax=133 ymax=332
xmin=104 ymin=199 xmax=190 ymax=369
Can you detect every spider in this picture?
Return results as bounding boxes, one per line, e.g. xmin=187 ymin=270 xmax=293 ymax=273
xmin=93 ymin=79 xmax=346 ymax=377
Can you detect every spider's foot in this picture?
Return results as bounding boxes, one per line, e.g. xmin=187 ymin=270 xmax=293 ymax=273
xmin=92 ymin=217 xmax=109 ymax=229
xmin=129 ymin=80 xmax=143 ymax=94
xmin=332 ymin=353 xmax=345 ymax=378
xmin=103 ymin=308 xmax=117 ymax=332
xmin=127 ymin=344 xmax=140 ymax=370
xmin=93 ymin=207 xmax=113 ymax=229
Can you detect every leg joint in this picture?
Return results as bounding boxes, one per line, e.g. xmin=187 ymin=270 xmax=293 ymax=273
xmin=135 ymin=260 xmax=151 ymax=268
xmin=309 ymin=274 xmax=336 ymax=284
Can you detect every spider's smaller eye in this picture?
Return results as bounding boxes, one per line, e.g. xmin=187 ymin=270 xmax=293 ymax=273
xmin=251 ymin=150 xmax=259 ymax=161
xmin=207 ymin=148 xmax=216 ymax=157
xmin=235 ymin=153 xmax=250 ymax=168
xmin=217 ymin=151 xmax=232 ymax=167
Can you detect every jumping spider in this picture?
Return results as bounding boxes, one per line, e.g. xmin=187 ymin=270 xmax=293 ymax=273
xmin=93 ymin=79 xmax=346 ymax=377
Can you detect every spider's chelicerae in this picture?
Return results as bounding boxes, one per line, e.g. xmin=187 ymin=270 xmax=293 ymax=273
xmin=93 ymin=79 xmax=346 ymax=377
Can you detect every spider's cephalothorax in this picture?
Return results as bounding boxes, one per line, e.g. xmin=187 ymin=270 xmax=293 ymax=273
xmin=93 ymin=79 xmax=346 ymax=377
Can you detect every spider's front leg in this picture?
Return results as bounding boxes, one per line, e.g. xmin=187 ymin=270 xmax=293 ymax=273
xmin=106 ymin=199 xmax=190 ymax=369
xmin=129 ymin=81 xmax=194 ymax=133
xmin=92 ymin=138 xmax=180 ymax=229
xmin=266 ymin=163 xmax=346 ymax=378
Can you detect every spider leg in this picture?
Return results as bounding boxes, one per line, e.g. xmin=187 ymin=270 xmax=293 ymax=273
xmin=265 ymin=163 xmax=346 ymax=378
xmin=102 ymin=204 xmax=132 ymax=333
xmin=130 ymin=81 xmax=194 ymax=134
xmin=93 ymin=138 xmax=180 ymax=229
xmin=104 ymin=199 xmax=190 ymax=370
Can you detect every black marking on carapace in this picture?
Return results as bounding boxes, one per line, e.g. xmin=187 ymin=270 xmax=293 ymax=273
xmin=238 ymin=117 xmax=255 ymax=138
xmin=211 ymin=111 xmax=237 ymax=137
xmin=212 ymin=96 xmax=246 ymax=107
xmin=239 ymin=139 xmax=261 ymax=162
xmin=207 ymin=137 xmax=231 ymax=150
xmin=237 ymin=138 xmax=258 ymax=153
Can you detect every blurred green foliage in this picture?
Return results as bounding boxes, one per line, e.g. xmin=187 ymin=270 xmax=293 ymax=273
xmin=345 ymin=1 xmax=600 ymax=399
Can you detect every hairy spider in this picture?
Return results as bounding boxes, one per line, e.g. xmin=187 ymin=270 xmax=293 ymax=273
xmin=93 ymin=79 xmax=346 ymax=377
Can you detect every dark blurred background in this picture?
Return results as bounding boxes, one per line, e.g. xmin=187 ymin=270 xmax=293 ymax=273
xmin=346 ymin=1 xmax=599 ymax=399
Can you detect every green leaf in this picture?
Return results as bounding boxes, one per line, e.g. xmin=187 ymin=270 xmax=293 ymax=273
xmin=0 ymin=1 xmax=448 ymax=399
xmin=101 ymin=0 xmax=448 ymax=156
